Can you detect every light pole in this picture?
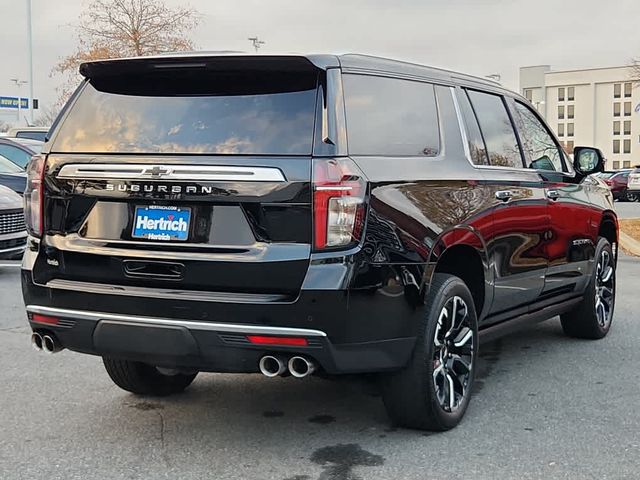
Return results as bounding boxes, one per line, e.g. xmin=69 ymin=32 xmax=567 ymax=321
xmin=10 ymin=78 xmax=28 ymax=125
xmin=27 ymin=0 xmax=34 ymax=124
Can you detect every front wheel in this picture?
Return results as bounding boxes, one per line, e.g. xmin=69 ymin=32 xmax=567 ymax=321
xmin=103 ymin=357 xmax=198 ymax=396
xmin=381 ymin=273 xmax=478 ymax=431
xmin=626 ymin=191 xmax=639 ymax=202
xmin=560 ymin=238 xmax=616 ymax=339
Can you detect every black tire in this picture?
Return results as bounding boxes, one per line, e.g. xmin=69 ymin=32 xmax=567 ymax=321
xmin=103 ymin=357 xmax=198 ymax=396
xmin=381 ymin=273 xmax=478 ymax=431
xmin=560 ymin=238 xmax=616 ymax=339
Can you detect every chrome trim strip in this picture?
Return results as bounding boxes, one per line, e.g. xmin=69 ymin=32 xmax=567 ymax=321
xmin=44 ymin=278 xmax=292 ymax=304
xmin=26 ymin=305 xmax=328 ymax=337
xmin=57 ymin=164 xmax=287 ymax=182
xmin=450 ymin=87 xmax=472 ymax=163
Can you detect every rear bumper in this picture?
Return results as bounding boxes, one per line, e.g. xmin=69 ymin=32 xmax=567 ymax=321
xmin=22 ymin=272 xmax=418 ymax=374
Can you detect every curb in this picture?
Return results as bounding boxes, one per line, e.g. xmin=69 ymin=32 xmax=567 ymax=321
xmin=619 ymin=230 xmax=640 ymax=256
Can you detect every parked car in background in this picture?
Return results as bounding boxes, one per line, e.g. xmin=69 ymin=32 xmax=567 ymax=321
xmin=0 ymin=155 xmax=26 ymax=194
xmin=0 ymin=185 xmax=26 ymax=259
xmin=7 ymin=127 xmax=49 ymax=142
xmin=22 ymin=53 xmax=618 ymax=431
xmin=601 ymin=169 xmax=636 ymax=201
xmin=0 ymin=137 xmax=42 ymax=169
xmin=627 ymin=167 xmax=640 ymax=198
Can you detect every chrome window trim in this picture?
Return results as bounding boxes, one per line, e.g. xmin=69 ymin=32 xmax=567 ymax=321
xmin=57 ymin=164 xmax=287 ymax=182
xmin=26 ymin=305 xmax=328 ymax=337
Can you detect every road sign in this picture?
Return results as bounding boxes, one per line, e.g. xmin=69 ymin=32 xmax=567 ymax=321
xmin=0 ymin=97 xmax=29 ymax=109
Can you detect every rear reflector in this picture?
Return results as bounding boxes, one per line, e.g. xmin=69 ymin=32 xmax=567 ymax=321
xmin=246 ymin=335 xmax=308 ymax=346
xmin=31 ymin=314 xmax=60 ymax=325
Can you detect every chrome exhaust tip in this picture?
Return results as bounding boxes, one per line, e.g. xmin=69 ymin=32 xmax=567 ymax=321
xmin=42 ymin=334 xmax=61 ymax=354
xmin=31 ymin=332 xmax=43 ymax=351
xmin=288 ymin=356 xmax=316 ymax=378
xmin=259 ymin=355 xmax=287 ymax=378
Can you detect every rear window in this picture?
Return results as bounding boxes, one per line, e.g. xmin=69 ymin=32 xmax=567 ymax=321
xmin=52 ymin=71 xmax=319 ymax=155
xmin=343 ymin=74 xmax=440 ymax=156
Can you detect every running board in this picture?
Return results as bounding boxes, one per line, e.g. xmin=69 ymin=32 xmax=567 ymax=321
xmin=479 ymin=296 xmax=582 ymax=343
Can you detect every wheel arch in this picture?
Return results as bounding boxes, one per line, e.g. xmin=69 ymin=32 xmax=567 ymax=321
xmin=425 ymin=226 xmax=492 ymax=321
xmin=598 ymin=210 xmax=618 ymax=258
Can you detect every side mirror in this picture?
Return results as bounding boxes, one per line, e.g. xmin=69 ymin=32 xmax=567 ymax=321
xmin=573 ymin=147 xmax=605 ymax=176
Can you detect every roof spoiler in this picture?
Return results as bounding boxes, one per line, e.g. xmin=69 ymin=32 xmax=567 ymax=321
xmin=79 ymin=54 xmax=338 ymax=79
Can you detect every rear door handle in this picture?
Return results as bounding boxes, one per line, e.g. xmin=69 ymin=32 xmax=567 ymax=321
xmin=495 ymin=190 xmax=513 ymax=202
xmin=547 ymin=190 xmax=561 ymax=200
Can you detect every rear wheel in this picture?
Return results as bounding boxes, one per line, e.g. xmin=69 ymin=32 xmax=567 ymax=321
xmin=103 ymin=357 xmax=198 ymax=396
xmin=560 ymin=238 xmax=615 ymax=339
xmin=381 ymin=273 xmax=478 ymax=431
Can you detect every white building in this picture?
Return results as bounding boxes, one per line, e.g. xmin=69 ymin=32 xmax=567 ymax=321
xmin=520 ymin=65 xmax=639 ymax=170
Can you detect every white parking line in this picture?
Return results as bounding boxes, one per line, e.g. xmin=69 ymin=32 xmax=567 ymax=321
xmin=0 ymin=264 xmax=21 ymax=268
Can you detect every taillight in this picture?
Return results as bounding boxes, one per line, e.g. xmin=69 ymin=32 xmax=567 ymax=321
xmin=24 ymin=154 xmax=46 ymax=237
xmin=313 ymin=158 xmax=367 ymax=250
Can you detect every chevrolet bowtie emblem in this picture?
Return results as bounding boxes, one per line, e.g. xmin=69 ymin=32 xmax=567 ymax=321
xmin=143 ymin=166 xmax=172 ymax=178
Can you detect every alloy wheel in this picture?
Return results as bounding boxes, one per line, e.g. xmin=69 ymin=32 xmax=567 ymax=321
xmin=595 ymin=250 xmax=615 ymax=328
xmin=432 ymin=296 xmax=474 ymax=413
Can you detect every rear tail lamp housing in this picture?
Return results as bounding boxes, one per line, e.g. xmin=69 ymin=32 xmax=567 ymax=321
xmin=313 ymin=158 xmax=367 ymax=250
xmin=24 ymin=154 xmax=46 ymax=237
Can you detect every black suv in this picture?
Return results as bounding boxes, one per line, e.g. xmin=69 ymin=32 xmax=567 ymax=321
xmin=22 ymin=54 xmax=618 ymax=431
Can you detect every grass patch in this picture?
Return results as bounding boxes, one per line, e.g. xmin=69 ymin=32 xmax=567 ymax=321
xmin=619 ymin=219 xmax=640 ymax=243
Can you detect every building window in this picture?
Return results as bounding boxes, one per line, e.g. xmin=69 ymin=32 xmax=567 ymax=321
xmin=567 ymin=123 xmax=574 ymax=137
xmin=565 ymin=140 xmax=574 ymax=152
xmin=558 ymin=105 xmax=565 ymax=119
xmin=567 ymin=87 xmax=575 ymax=101
xmin=614 ymin=121 xmax=621 ymax=135
xmin=558 ymin=124 xmax=565 ymax=137
xmin=625 ymin=102 xmax=632 ymax=116
xmin=624 ymin=161 xmax=632 ymax=168
xmin=624 ymin=139 xmax=631 ymax=154
xmin=558 ymin=88 xmax=565 ymax=102
xmin=524 ymin=89 xmax=533 ymax=101
xmin=625 ymin=82 xmax=633 ymax=98
xmin=613 ymin=161 xmax=620 ymax=169
xmin=614 ymin=139 xmax=621 ymax=154
xmin=614 ymin=84 xmax=622 ymax=98
xmin=614 ymin=103 xmax=621 ymax=117
xmin=624 ymin=120 xmax=632 ymax=135
xmin=567 ymin=105 xmax=574 ymax=119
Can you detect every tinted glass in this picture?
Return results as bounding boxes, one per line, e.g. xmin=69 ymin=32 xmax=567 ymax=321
xmin=53 ymin=72 xmax=318 ymax=154
xmin=457 ymin=89 xmax=489 ymax=165
xmin=513 ymin=102 xmax=564 ymax=172
xmin=16 ymin=131 xmax=47 ymax=141
xmin=0 ymin=145 xmax=32 ymax=168
xmin=0 ymin=155 xmax=23 ymax=173
xmin=343 ymin=75 xmax=439 ymax=156
xmin=467 ymin=90 xmax=522 ymax=168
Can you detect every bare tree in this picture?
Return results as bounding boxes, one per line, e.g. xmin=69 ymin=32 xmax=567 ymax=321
xmin=52 ymin=0 xmax=200 ymax=107
xmin=632 ymin=58 xmax=640 ymax=84
xmin=33 ymin=105 xmax=59 ymax=127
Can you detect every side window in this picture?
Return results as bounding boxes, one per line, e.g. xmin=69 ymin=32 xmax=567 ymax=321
xmin=343 ymin=75 xmax=440 ymax=156
xmin=0 ymin=145 xmax=31 ymax=169
xmin=512 ymin=101 xmax=565 ymax=172
xmin=457 ymin=89 xmax=489 ymax=165
xmin=466 ymin=90 xmax=523 ymax=168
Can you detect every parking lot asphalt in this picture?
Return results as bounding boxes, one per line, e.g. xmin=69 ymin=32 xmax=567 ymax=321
xmin=1 ymin=256 xmax=639 ymax=480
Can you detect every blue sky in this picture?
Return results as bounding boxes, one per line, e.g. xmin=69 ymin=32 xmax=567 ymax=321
xmin=1 ymin=0 xmax=640 ymax=121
